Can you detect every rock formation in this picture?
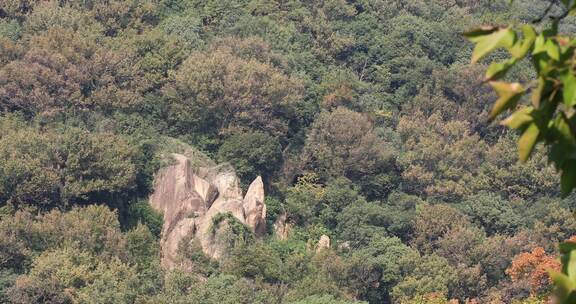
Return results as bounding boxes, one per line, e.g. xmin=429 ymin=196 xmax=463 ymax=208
xmin=316 ymin=235 xmax=331 ymax=252
xmin=243 ymin=176 xmax=266 ymax=237
xmin=273 ymin=212 xmax=291 ymax=240
xmin=149 ymin=153 xmax=266 ymax=269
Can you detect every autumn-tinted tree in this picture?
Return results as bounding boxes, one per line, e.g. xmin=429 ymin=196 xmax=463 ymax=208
xmin=0 ymin=28 xmax=146 ymax=118
xmin=506 ymin=247 xmax=560 ymax=295
xmin=163 ymin=38 xmax=303 ymax=148
xmin=302 ymin=107 xmax=396 ymax=197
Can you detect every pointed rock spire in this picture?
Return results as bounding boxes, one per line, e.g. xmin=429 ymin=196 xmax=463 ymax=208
xmin=243 ymin=176 xmax=266 ymax=237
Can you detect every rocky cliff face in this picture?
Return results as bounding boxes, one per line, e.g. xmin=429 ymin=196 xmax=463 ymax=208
xmin=149 ymin=153 xmax=266 ymax=269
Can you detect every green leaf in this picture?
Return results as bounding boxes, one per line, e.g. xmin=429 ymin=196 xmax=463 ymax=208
xmin=546 ymin=39 xmax=561 ymax=61
xmin=501 ymin=106 xmax=534 ymax=129
xmin=553 ymin=115 xmax=576 ymax=146
xmin=489 ymin=81 xmax=525 ymax=120
xmin=518 ymin=122 xmax=539 ymax=162
xmin=561 ymin=242 xmax=576 ymax=255
xmin=463 ymin=26 xmax=499 ymax=40
xmin=561 ymin=72 xmax=576 ymax=106
xmin=533 ymin=53 xmax=554 ymax=75
xmin=533 ymin=34 xmax=547 ymax=55
xmin=562 ymin=161 xmax=576 ymax=197
xmin=551 ymin=271 xmax=576 ymax=300
xmin=466 ymin=27 xmax=516 ymax=63
xmin=510 ymin=25 xmax=537 ymax=59
xmin=485 ymin=58 xmax=517 ymax=81
xmin=531 ymin=77 xmax=548 ymax=108
xmin=565 ymin=248 xmax=576 ymax=280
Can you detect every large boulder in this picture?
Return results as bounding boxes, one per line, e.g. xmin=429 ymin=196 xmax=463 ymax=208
xmin=149 ymin=153 xmax=266 ymax=269
xmin=149 ymin=154 xmax=208 ymax=236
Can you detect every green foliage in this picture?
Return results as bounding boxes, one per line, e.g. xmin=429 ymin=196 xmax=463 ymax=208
xmin=222 ymin=242 xmax=286 ymax=283
xmin=459 ymin=191 xmax=524 ymax=235
xmin=302 ymin=107 xmax=396 ymax=193
xmin=162 ymin=38 xmax=303 ymax=148
xmin=346 ymin=236 xmax=418 ymax=302
xmin=0 ymin=27 xmax=147 ymax=118
xmin=187 ymin=274 xmax=273 ymax=304
xmin=264 ymin=196 xmax=284 ymax=233
xmin=8 ymin=248 xmax=141 ymax=304
xmin=159 ymin=14 xmax=203 ymax=48
xmin=126 ymin=200 xmax=163 ymax=238
xmin=125 ymin=223 xmax=159 ymax=269
xmin=0 ymin=269 xmax=17 ymax=303
xmin=0 ymin=20 xmax=21 ymax=40
xmin=285 ymin=173 xmax=326 ymax=225
xmin=0 ymin=117 xmax=144 ymax=210
xmin=0 ymin=1 xmax=572 ymax=303
xmin=550 ymin=241 xmax=576 ymax=304
xmin=217 ymin=131 xmax=282 ymax=185
xmin=379 ymin=192 xmax=421 ymax=241
xmin=391 ymin=254 xmax=457 ymax=302
xmin=465 ymin=9 xmax=576 ymax=196
xmin=466 ymin=2 xmax=576 ymax=302
xmin=287 ymin=294 xmax=365 ymax=304
xmin=211 ymin=212 xmax=254 ymax=250
xmin=412 ymin=204 xmax=471 ymax=253
xmin=0 ymin=205 xmax=162 ymax=303
xmin=337 ymin=200 xmax=388 ymax=247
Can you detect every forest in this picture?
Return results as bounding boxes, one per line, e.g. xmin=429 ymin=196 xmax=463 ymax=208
xmin=0 ymin=0 xmax=575 ymax=303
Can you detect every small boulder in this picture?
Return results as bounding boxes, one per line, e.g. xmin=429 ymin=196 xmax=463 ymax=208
xmin=316 ymin=235 xmax=331 ymax=252
xmin=273 ymin=212 xmax=291 ymax=240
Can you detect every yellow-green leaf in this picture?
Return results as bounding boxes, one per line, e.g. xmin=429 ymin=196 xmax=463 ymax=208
xmin=501 ymin=106 xmax=534 ymax=129
xmin=533 ymin=34 xmax=547 ymax=54
xmin=489 ymin=81 xmax=525 ymax=120
xmin=485 ymin=58 xmax=517 ymax=81
xmin=561 ymin=72 xmax=576 ymax=106
xmin=518 ymin=122 xmax=539 ymax=162
xmin=546 ymin=39 xmax=561 ymax=61
xmin=510 ymin=25 xmax=536 ymax=59
xmin=566 ymin=249 xmax=576 ymax=280
xmin=531 ymin=77 xmax=547 ymax=108
xmin=466 ymin=27 xmax=516 ymax=63
xmin=551 ymin=271 xmax=576 ymax=300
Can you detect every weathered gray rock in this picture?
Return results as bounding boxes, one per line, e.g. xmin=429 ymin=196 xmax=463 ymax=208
xmin=149 ymin=153 xmax=266 ymax=269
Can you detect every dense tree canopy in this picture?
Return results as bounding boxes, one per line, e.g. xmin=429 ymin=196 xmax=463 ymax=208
xmin=0 ymin=0 xmax=573 ymax=303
